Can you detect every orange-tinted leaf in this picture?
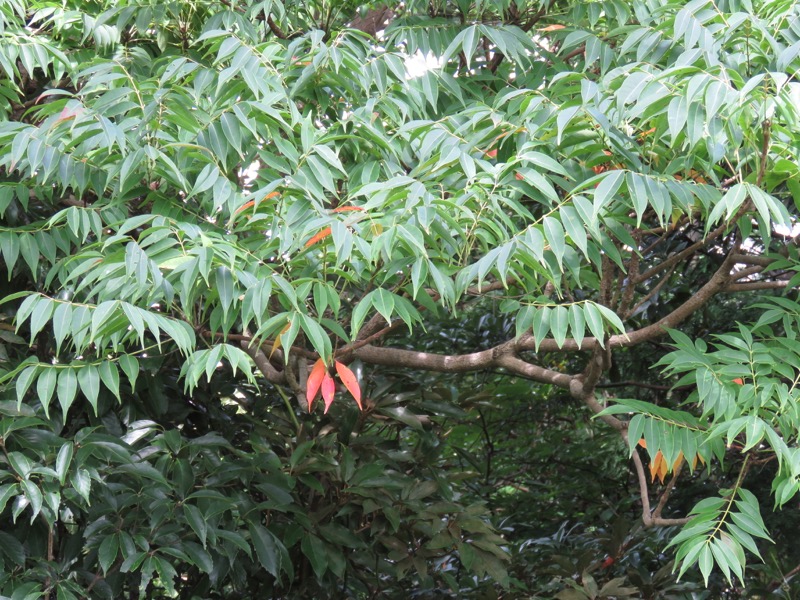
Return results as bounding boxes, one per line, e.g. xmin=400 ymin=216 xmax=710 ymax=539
xmin=307 ymin=359 xmax=327 ymax=411
xmin=638 ymin=127 xmax=656 ymax=139
xmin=485 ymin=148 xmax=498 ymax=158
xmin=331 ymin=206 xmax=364 ymax=213
xmin=539 ymin=24 xmax=566 ymax=32
xmin=335 ymin=360 xmax=362 ymax=410
xmin=637 ymin=438 xmax=647 ymax=449
xmin=305 ymin=227 xmax=332 ymax=248
xmin=672 ymin=451 xmax=685 ymax=472
xmin=732 ymin=378 xmax=744 ymax=385
xmin=649 ymin=450 xmax=668 ymax=484
xmin=515 ymin=172 xmax=524 ymax=180
xmin=264 ymin=190 xmax=280 ymax=200
xmin=270 ymin=322 xmax=292 ymax=359
xmin=321 ymin=373 xmax=336 ymax=413
xmin=235 ymin=200 xmax=256 ymax=214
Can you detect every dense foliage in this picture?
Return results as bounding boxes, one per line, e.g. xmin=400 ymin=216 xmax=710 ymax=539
xmin=1 ymin=0 xmax=800 ymax=597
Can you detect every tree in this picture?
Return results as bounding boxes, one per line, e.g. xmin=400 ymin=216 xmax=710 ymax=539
xmin=1 ymin=0 xmax=799 ymax=597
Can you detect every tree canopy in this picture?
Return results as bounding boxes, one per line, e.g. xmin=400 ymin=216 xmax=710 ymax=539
xmin=1 ymin=0 xmax=800 ymax=597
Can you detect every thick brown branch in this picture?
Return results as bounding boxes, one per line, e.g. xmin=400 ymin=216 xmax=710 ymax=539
xmin=495 ymin=355 xmax=573 ymax=388
xmin=731 ymin=253 xmax=776 ymax=267
xmin=631 ymin=448 xmax=653 ymax=520
xmin=240 ymin=339 xmax=285 ymax=384
xmin=631 ymin=447 xmax=690 ymax=527
xmin=730 ymin=265 xmax=765 ymax=281
xmin=352 ymin=341 xmax=572 ymax=387
xmin=723 ymin=280 xmax=791 ymax=292
xmin=519 ymin=251 xmax=738 ymax=353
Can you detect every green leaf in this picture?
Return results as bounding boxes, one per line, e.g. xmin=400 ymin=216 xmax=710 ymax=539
xmin=21 ymin=479 xmax=42 ymax=521
xmin=35 ymin=367 xmax=57 ymax=417
xmin=372 ymin=288 xmax=395 ymax=325
xmin=55 ymin=442 xmax=74 ymax=486
xmin=183 ymin=540 xmax=214 ymax=573
xmin=551 ymin=305 xmax=569 ymax=348
xmin=56 ymin=368 xmax=78 ymax=415
xmin=698 ymin=543 xmax=713 ymax=586
xmin=532 ymin=306 xmax=551 ymax=351
xmin=118 ymin=355 xmax=139 ymax=391
xmin=301 ymin=534 xmax=329 ymax=579
xmin=584 ymin=303 xmax=605 ymax=346
xmin=183 ymin=504 xmax=207 ymax=548
xmin=248 ymin=523 xmax=280 ymax=578
xmin=0 ymin=484 xmax=19 ymax=515
xmin=77 ymin=366 xmax=100 ymax=413
xmin=15 ymin=364 xmax=39 ymax=405
xmin=98 ymin=534 xmax=118 ymax=574
xmin=543 ymin=217 xmax=565 ymax=269
xmin=98 ymin=361 xmax=120 ymax=401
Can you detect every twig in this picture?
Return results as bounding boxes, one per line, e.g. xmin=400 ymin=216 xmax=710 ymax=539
xmin=652 ymin=460 xmax=683 ymax=520
xmin=267 ymin=15 xmax=289 ymax=39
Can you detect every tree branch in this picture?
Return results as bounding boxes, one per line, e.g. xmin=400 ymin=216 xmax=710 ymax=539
xmin=266 ymin=15 xmax=289 ymax=39
xmin=652 ymin=460 xmax=683 ymax=520
xmin=495 ymin=354 xmax=573 ymax=388
xmin=518 ymin=250 xmax=739 ymax=353
xmin=630 ymin=446 xmax=690 ymax=527
xmin=731 ymin=253 xmax=777 ymax=267
xmin=723 ymin=280 xmax=791 ymax=292
xmin=240 ymin=339 xmax=285 ymax=385
xmin=730 ymin=264 xmax=765 ymax=281
xmin=635 ymin=223 xmax=726 ymax=284
xmin=624 ymin=263 xmax=677 ymax=319
xmin=352 ymin=341 xmax=571 ymax=388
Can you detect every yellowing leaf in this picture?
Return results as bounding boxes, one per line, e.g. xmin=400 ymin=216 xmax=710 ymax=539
xmin=270 ymin=322 xmax=292 ymax=359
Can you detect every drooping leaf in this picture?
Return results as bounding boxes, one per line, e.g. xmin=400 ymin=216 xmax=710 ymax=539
xmin=335 ymin=360 xmax=362 ymax=410
xmin=306 ymin=358 xmax=327 ymax=411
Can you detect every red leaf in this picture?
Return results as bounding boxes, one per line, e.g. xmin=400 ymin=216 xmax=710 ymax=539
xmin=335 ymin=360 xmax=362 ymax=410
xmin=732 ymin=378 xmax=744 ymax=385
xmin=305 ymin=226 xmax=332 ymax=248
xmin=306 ymin=359 xmax=327 ymax=411
xmin=322 ymin=373 xmax=336 ymax=413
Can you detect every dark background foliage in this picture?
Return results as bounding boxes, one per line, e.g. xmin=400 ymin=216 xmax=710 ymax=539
xmin=1 ymin=0 xmax=800 ymax=598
